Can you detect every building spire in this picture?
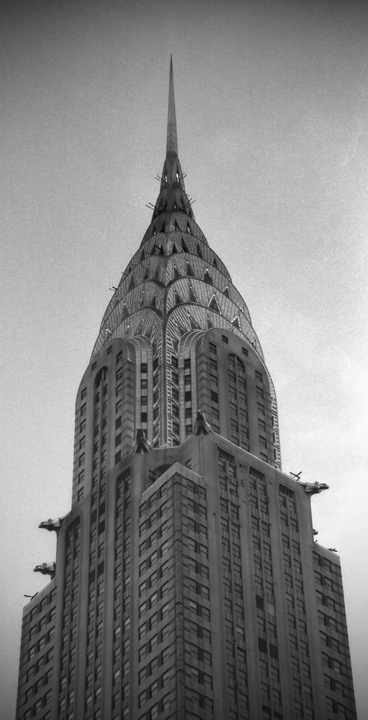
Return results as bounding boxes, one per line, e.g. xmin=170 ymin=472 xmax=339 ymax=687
xmin=166 ymin=56 xmax=178 ymax=156
xmin=141 ymin=57 xmax=195 ymax=228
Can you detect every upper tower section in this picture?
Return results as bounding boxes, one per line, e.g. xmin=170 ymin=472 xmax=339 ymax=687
xmin=87 ymin=60 xmax=281 ymax=466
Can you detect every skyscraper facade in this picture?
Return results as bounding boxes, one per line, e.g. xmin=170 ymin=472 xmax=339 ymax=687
xmin=16 ymin=61 xmax=357 ymax=720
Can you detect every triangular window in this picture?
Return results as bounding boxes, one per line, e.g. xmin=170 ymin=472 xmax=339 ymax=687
xmin=151 ymin=295 xmax=156 ymax=308
xmin=223 ymin=286 xmax=230 ymax=298
xmin=231 ymin=316 xmax=240 ymax=330
xmin=174 ymin=265 xmax=181 ymax=278
xmin=121 ymin=304 xmax=129 ymax=320
xmin=197 ymin=244 xmax=203 ymax=258
xmin=129 ymin=275 xmax=135 ymax=290
xmin=204 ymin=269 xmax=212 ymax=285
xmin=140 ymin=250 xmax=145 ymax=262
xmin=189 ymin=285 xmax=197 ymax=302
xmin=209 ymin=295 xmax=220 ymax=314
xmin=213 ymin=257 xmax=218 ymax=268
xmin=182 ymin=238 xmax=188 ymax=253
xmin=175 ymin=291 xmax=182 ymax=305
xmin=187 ymin=223 xmax=192 ymax=235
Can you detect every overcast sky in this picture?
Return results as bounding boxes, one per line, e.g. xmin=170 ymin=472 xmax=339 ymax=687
xmin=1 ymin=1 xmax=367 ymax=718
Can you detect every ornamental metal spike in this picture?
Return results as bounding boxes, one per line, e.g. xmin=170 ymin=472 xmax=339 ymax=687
xmin=166 ymin=56 xmax=178 ymax=156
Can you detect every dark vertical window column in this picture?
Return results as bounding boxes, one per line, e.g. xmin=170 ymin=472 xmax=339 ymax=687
xmin=140 ymin=363 xmax=148 ymax=432
xmin=59 ymin=520 xmax=81 ymax=720
xmin=181 ymin=477 xmax=213 ymax=716
xmin=227 ymin=355 xmax=249 ymax=450
xmin=84 ymin=367 xmax=108 ymax=719
xmin=208 ymin=343 xmax=220 ymax=432
xmin=248 ymin=467 xmax=282 ymax=719
xmin=152 ymin=352 xmax=160 ymax=446
xmin=169 ymin=354 xmax=180 ymax=445
xmin=218 ymin=449 xmax=249 ymax=718
xmin=73 ymin=385 xmax=88 ymax=505
xmin=183 ymin=358 xmax=192 ymax=437
xmin=112 ymin=468 xmax=132 ymax=720
xmin=137 ymin=481 xmax=176 ymax=716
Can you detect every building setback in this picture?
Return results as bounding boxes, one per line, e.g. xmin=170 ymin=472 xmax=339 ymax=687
xmin=16 ymin=60 xmax=357 ymax=720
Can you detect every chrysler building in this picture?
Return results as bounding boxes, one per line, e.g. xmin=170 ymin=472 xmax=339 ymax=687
xmin=16 ymin=60 xmax=356 ymax=720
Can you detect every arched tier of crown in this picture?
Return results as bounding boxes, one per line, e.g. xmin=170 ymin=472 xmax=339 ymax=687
xmin=92 ymin=226 xmax=263 ymax=360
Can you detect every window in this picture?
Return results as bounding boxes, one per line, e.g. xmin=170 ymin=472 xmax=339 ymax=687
xmin=161 ymin=602 xmax=170 ymax=619
xmin=161 ymin=540 xmax=170 ymax=556
xmin=138 ymin=689 xmax=146 ymax=707
xmin=222 ymin=335 xmax=229 ymax=344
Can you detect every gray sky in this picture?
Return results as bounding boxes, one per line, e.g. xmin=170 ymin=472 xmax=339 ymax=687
xmin=1 ymin=1 xmax=367 ymax=718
